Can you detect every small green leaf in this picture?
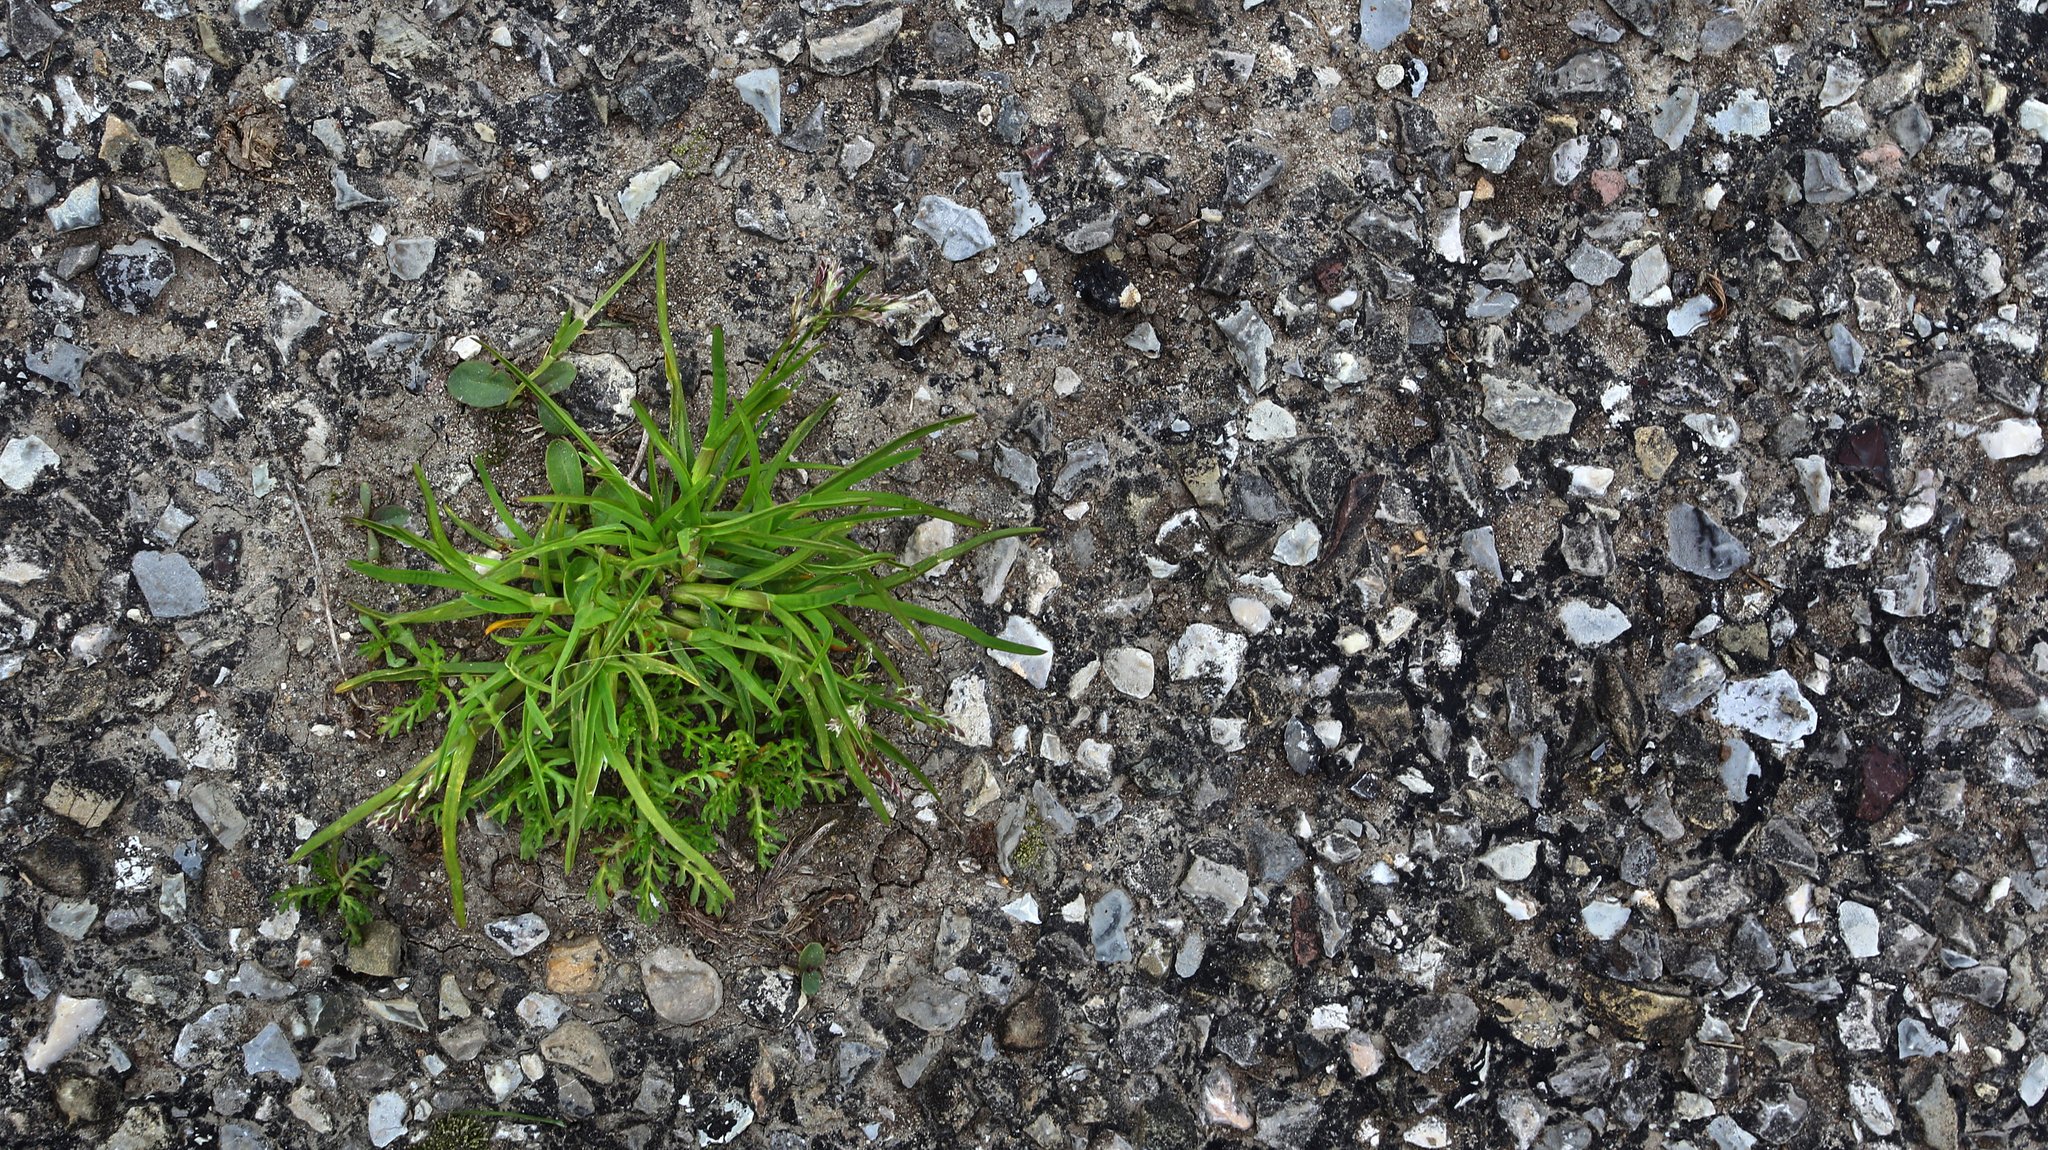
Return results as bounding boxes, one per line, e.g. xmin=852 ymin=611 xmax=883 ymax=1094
xmin=799 ymin=941 xmax=826 ymax=969
xmin=545 ymin=439 xmax=587 ymax=500
xmin=801 ymin=969 xmax=821 ymax=999
xmin=533 ymin=358 xmax=578 ymax=395
xmin=371 ymin=505 xmax=411 ymax=528
xmin=447 ymin=359 xmax=519 ymax=408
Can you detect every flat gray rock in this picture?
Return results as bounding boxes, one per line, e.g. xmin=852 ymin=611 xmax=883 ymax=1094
xmin=912 ymin=195 xmax=995 ymax=261
xmin=1482 ymin=375 xmax=1576 ymax=440
xmin=131 ymin=550 xmax=207 ymax=616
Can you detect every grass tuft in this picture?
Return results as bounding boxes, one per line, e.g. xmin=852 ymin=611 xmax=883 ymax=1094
xmin=274 ymin=844 xmax=386 ymax=946
xmin=297 ymin=244 xmax=1037 ymax=924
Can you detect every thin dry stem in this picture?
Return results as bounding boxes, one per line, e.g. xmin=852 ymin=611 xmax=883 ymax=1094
xmin=282 ymin=471 xmax=346 ymax=673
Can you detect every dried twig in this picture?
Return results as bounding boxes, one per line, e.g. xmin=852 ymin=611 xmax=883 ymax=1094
xmin=281 ymin=470 xmax=345 ymax=673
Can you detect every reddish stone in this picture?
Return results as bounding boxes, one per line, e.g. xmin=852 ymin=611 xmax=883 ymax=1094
xmin=1836 ymin=421 xmax=1891 ymax=484
xmin=1588 ymin=169 xmax=1627 ymax=206
xmin=1291 ymin=891 xmax=1320 ymax=967
xmin=1311 ymin=255 xmax=1347 ymax=296
xmin=1854 ymin=746 xmax=1911 ymax=821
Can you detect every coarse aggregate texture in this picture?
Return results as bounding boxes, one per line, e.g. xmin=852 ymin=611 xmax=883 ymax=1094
xmin=2 ymin=0 xmax=2048 ymax=1147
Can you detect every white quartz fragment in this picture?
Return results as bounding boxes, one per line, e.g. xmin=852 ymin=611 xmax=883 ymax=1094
xmin=989 ymin=615 xmax=1054 ymax=689
xmin=1838 ymin=900 xmax=1880 ymax=959
xmin=1713 ymin=671 xmax=1818 ymax=742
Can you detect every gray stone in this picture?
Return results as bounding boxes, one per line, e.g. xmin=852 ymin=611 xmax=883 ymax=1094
xmin=989 ymin=615 xmax=1053 ymax=689
xmin=642 ymin=947 xmax=722 ymax=1024
xmin=1802 ymin=150 xmax=1855 ymax=205
xmin=1482 ymin=375 xmax=1576 ymax=439
xmin=810 ymin=6 xmax=904 ymax=75
xmin=1114 ymin=985 xmax=1180 ymax=1068
xmin=1658 ymin=643 xmax=1727 ymax=712
xmin=1255 ymin=1099 xmax=1323 ymax=1150
xmin=1463 ymin=126 xmax=1525 ymax=173
xmin=1891 ymin=103 xmax=1932 ymax=156
xmin=174 ymin=1003 xmax=245 ymax=1068
xmin=1559 ymin=599 xmax=1630 ymax=646
xmin=219 ymin=1122 xmax=269 ymax=1150
xmin=894 ymin=976 xmax=970 ymax=1032
xmin=367 ymin=1091 xmax=407 ymax=1148
xmin=386 ymin=237 xmax=436 ymax=281
xmin=540 ymin=1020 xmax=616 ymax=1084
xmin=188 ymin=781 xmax=246 ymax=848
xmin=1536 ymin=50 xmax=1631 ymax=104
xmin=1665 ymin=505 xmax=1749 ymax=579
xmin=1054 ymin=203 xmax=1117 ymax=253
xmin=1605 ymin=0 xmax=1666 ymax=34
xmin=331 ymin=167 xmax=384 ymax=210
xmin=992 ymin=440 xmax=1039 ymax=494
xmin=1627 ymin=245 xmax=1671 ymax=304
xmin=226 ymin=961 xmax=293 ymax=1000
xmin=1664 ymin=862 xmax=1752 ymax=928
xmin=1359 ymin=0 xmax=1411 ymax=50
xmin=484 ymin=912 xmax=550 ymax=956
xmin=1104 ymin=647 xmax=1155 ymax=699
xmin=1909 ymin=1074 xmax=1958 ymax=1150
xmin=998 ymin=170 xmax=1046 ymax=240
xmin=1651 ymin=86 xmax=1698 ymax=149
xmin=912 ymin=195 xmax=995 ymax=261
xmin=6 ymin=0 xmax=66 ymax=57
xmin=1 ymin=435 xmax=59 ymax=491
xmin=1712 ymin=672 xmax=1818 ymax=742
xmin=437 ymin=1016 xmax=489 ymax=1062
xmin=1221 ymin=142 xmax=1285 ymax=204
xmin=1090 ymin=888 xmax=1134 ymax=962
xmin=242 ymin=1022 xmax=301 ymax=1081
xmin=132 ymin=550 xmax=207 ymax=616
xmin=1215 ymin=302 xmax=1273 ymax=393
xmin=619 ymin=58 xmax=707 ymax=126
xmin=735 ymin=67 xmax=781 ymax=136
xmin=98 ymin=239 xmax=176 ymax=314
xmin=780 ymin=101 xmax=828 ymax=153
xmin=1387 ymin=993 xmax=1479 ymax=1073
xmin=1180 ymin=855 xmax=1250 ymax=919
xmin=1566 ymin=241 xmax=1623 ymax=285
xmin=267 ymin=281 xmax=325 ymax=357
xmin=46 ymin=178 xmax=101 ymax=232
xmin=24 ymin=339 xmax=87 ymax=388
xmin=45 ymin=900 xmax=97 ymax=940
xmin=1283 ymin=718 xmax=1318 ymax=774
xmin=1002 ymin=0 xmax=1072 ymax=34
xmin=345 ymin=920 xmax=403 ymax=977
xmin=1897 ymin=1017 xmax=1949 ymax=1059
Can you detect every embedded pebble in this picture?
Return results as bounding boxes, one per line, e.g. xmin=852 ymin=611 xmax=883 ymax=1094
xmin=913 ymin=196 xmax=996 ymax=261
xmin=1103 ymin=647 xmax=1155 ymax=699
xmin=1713 ymin=672 xmax=1818 ymax=743
xmin=989 ymin=615 xmax=1054 ymax=689
xmin=734 ymin=68 xmax=782 ymax=136
xmin=484 ymin=913 xmax=550 ymax=957
xmin=0 ymin=437 xmax=60 ymax=492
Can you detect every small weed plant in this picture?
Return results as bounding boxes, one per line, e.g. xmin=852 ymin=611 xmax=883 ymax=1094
xmin=274 ymin=844 xmax=386 ymax=947
xmin=797 ymin=940 xmax=828 ymax=999
xmin=297 ymin=245 xmax=1035 ymax=924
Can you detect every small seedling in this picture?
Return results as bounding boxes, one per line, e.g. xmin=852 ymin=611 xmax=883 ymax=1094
xmin=358 ymin=482 xmax=410 ymax=564
xmin=797 ymin=941 xmax=827 ymax=999
xmin=274 ymin=844 xmax=386 ymax=947
xmin=299 ymin=244 xmax=1040 ymax=926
